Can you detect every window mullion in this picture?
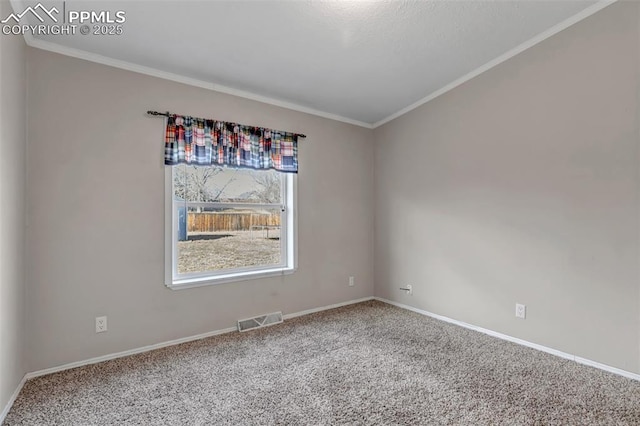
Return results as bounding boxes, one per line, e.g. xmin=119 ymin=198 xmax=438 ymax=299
xmin=184 ymin=202 xmax=282 ymax=210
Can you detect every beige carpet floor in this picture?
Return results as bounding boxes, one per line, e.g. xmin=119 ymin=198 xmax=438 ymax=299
xmin=4 ymin=300 xmax=640 ymax=425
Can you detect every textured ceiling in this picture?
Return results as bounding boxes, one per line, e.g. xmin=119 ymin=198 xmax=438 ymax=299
xmin=17 ymin=0 xmax=602 ymax=125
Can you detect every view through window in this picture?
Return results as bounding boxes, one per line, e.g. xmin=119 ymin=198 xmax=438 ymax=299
xmin=169 ymin=165 xmax=294 ymax=284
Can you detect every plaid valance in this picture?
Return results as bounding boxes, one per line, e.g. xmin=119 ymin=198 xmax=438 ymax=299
xmin=164 ymin=115 xmax=300 ymax=173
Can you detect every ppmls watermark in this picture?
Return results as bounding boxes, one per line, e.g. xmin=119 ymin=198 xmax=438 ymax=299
xmin=1 ymin=2 xmax=126 ymax=36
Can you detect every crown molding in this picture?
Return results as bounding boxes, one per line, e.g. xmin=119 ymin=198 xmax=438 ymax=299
xmin=372 ymin=0 xmax=618 ymax=128
xmin=10 ymin=0 xmax=617 ymax=130
xmin=9 ymin=0 xmax=372 ymax=130
xmin=24 ymin=37 xmax=373 ymax=129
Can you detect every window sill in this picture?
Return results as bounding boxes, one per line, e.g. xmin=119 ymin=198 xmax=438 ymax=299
xmin=166 ymin=267 xmax=296 ymax=290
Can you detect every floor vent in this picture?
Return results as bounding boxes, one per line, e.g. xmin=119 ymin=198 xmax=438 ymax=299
xmin=238 ymin=312 xmax=283 ymax=332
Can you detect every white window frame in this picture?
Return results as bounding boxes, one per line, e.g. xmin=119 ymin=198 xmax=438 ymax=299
xmin=165 ymin=166 xmax=297 ymax=290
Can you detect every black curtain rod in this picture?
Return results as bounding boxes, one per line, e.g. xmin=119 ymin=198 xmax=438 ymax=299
xmin=146 ymin=110 xmax=306 ymax=138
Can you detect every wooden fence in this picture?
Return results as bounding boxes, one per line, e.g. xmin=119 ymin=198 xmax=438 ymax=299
xmin=188 ymin=212 xmax=280 ymax=233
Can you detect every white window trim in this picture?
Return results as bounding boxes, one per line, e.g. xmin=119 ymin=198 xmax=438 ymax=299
xmin=164 ymin=167 xmax=297 ymax=290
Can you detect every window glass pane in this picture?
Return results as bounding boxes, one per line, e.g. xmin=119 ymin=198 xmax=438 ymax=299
xmin=177 ymin=206 xmax=283 ymax=274
xmin=174 ymin=165 xmax=282 ymax=204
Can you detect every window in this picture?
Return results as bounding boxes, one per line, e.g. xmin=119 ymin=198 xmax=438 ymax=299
xmin=165 ymin=165 xmax=296 ymax=289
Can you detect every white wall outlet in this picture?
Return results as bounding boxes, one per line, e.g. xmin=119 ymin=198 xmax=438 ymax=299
xmin=95 ymin=316 xmax=108 ymax=333
xmin=399 ymin=284 xmax=413 ymax=295
xmin=348 ymin=276 xmax=355 ymax=287
xmin=515 ymin=304 xmax=526 ymax=319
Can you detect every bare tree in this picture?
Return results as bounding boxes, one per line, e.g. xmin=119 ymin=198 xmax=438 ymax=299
xmin=251 ymin=171 xmax=281 ymax=203
xmin=173 ymin=165 xmax=237 ymax=205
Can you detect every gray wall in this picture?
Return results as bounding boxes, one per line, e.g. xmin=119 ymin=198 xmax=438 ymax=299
xmin=0 ymin=0 xmax=27 ymax=412
xmin=26 ymin=49 xmax=374 ymax=371
xmin=374 ymin=1 xmax=640 ymax=374
xmin=20 ymin=0 xmax=640 ymax=377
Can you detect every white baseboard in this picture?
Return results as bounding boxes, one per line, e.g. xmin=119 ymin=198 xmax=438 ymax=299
xmin=283 ymin=296 xmax=374 ymax=320
xmin=24 ymin=296 xmax=375 ymax=381
xmin=11 ymin=294 xmax=634 ymax=422
xmin=375 ymin=297 xmax=640 ymax=382
xmin=0 ymin=296 xmax=375 ymax=421
xmin=0 ymin=375 xmax=27 ymax=424
xmin=1 ymin=297 xmax=377 ymax=422
xmin=25 ymin=326 xmax=238 ymax=381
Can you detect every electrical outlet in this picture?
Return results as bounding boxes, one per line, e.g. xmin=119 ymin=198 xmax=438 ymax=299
xmin=95 ymin=316 xmax=108 ymax=333
xmin=401 ymin=284 xmax=413 ymax=295
xmin=348 ymin=276 xmax=355 ymax=287
xmin=515 ymin=304 xmax=526 ymax=319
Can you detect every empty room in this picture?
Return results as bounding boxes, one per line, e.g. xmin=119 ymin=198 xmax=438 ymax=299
xmin=1 ymin=0 xmax=640 ymax=424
